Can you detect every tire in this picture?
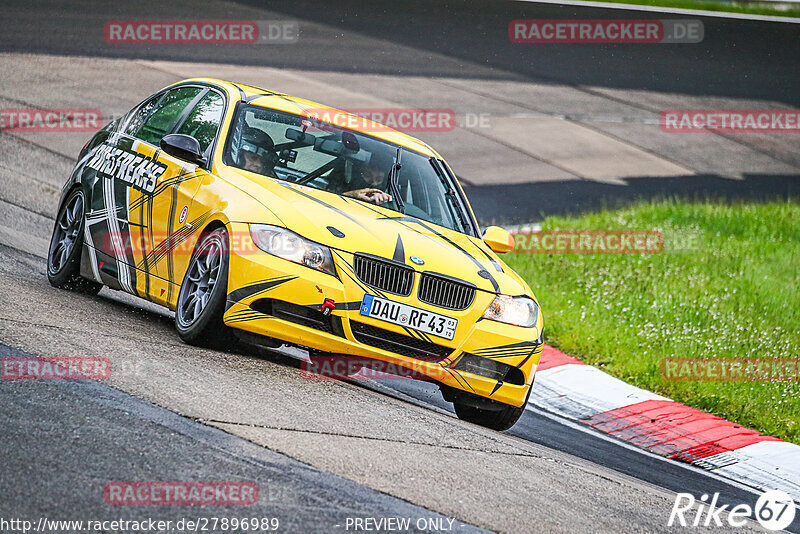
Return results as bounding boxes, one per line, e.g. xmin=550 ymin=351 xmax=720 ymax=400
xmin=453 ymin=384 xmax=532 ymax=431
xmin=47 ymin=187 xmax=102 ymax=295
xmin=175 ymin=228 xmax=235 ymax=348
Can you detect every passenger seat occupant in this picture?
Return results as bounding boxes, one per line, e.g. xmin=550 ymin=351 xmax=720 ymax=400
xmin=238 ymin=126 xmax=275 ymax=175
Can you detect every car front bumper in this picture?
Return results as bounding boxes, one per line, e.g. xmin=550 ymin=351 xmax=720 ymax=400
xmin=223 ymin=222 xmax=543 ymax=408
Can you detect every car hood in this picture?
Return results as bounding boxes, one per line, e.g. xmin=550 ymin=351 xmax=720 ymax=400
xmin=223 ymin=168 xmax=529 ymax=296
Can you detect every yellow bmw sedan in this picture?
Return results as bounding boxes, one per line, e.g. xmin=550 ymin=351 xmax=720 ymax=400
xmin=47 ymin=78 xmax=543 ymax=430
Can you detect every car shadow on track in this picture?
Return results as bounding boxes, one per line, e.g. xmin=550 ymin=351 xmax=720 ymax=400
xmin=97 ymin=288 xmax=307 ymax=369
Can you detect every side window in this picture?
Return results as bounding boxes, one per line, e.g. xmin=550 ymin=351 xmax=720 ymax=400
xmin=124 ymin=93 xmax=163 ymax=138
xmin=129 ymin=86 xmax=203 ymax=147
xmin=174 ymin=90 xmax=225 ymax=153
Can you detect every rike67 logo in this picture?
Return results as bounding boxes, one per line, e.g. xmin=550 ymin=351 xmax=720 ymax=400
xmin=669 ymin=490 xmax=796 ymax=531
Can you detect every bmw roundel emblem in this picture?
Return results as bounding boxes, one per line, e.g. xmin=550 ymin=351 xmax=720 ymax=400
xmin=410 ymin=256 xmax=424 ymax=265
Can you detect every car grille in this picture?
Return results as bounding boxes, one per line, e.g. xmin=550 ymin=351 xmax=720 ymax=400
xmin=418 ymin=273 xmax=476 ymax=310
xmin=349 ymin=320 xmax=453 ymax=361
xmin=353 ymin=254 xmax=414 ymax=296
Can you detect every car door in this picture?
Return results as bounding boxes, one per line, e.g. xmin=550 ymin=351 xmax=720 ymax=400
xmin=82 ymin=85 xmax=217 ymax=304
xmin=81 ymin=89 xmax=180 ymax=297
xmin=147 ymin=87 xmax=226 ymax=306
xmin=123 ymin=85 xmax=227 ymax=306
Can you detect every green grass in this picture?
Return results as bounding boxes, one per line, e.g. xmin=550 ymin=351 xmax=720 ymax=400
xmin=592 ymin=0 xmax=800 ymax=18
xmin=505 ymin=199 xmax=800 ymax=443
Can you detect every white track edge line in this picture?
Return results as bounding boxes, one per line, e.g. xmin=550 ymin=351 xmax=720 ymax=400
xmin=514 ymin=0 xmax=800 ymax=23
xmin=524 ymin=403 xmax=767 ymax=497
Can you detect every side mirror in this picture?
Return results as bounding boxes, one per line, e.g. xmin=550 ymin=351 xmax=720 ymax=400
xmin=482 ymin=226 xmax=515 ymax=253
xmin=160 ymin=134 xmax=206 ymax=166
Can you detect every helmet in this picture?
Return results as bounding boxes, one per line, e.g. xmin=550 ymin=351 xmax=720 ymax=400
xmin=354 ymin=146 xmax=393 ymax=185
xmin=240 ymin=126 xmax=274 ymax=160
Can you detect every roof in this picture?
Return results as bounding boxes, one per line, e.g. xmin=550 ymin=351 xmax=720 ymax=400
xmin=174 ymin=78 xmax=439 ymax=157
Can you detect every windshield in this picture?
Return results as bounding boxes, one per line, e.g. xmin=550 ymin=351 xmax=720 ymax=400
xmin=225 ymin=104 xmax=473 ymax=235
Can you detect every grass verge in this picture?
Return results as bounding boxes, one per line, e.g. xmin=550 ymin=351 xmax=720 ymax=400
xmin=506 ymin=199 xmax=800 ymax=443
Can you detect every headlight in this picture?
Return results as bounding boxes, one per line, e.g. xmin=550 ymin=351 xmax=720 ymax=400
xmin=249 ymin=224 xmax=336 ymax=277
xmin=482 ymin=295 xmax=538 ymax=328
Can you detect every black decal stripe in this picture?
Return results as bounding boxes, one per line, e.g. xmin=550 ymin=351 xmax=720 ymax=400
xmin=473 ymin=341 xmax=537 ymax=354
xmin=484 ymin=353 xmax=534 ymax=361
xmin=227 ymin=276 xmax=297 ymax=303
xmin=472 ymin=240 xmax=504 ymax=273
xmin=333 ymin=301 xmax=363 ymax=311
xmin=445 ymin=368 xmax=475 ymax=392
xmin=478 ymin=348 xmax=536 ymax=356
xmin=284 ymin=187 xmax=380 ymax=237
xmin=401 ymin=326 xmax=422 ymax=340
xmin=227 ymin=316 xmax=267 ymax=324
xmin=417 ymin=331 xmax=435 ymax=343
xmin=516 ymin=347 xmax=543 ymax=369
xmin=137 ymin=190 xmax=150 ymax=297
xmin=516 ymin=354 xmax=533 ymax=369
xmin=476 ymin=347 xmax=536 ymax=355
xmin=226 ymin=311 xmax=268 ymax=324
xmin=392 ymin=234 xmax=405 ymax=263
xmin=490 ymin=380 xmax=503 ymax=396
xmin=147 ymin=183 xmax=155 ymax=276
xmin=140 ymin=224 xmax=191 ymax=268
xmin=332 ymin=251 xmax=389 ymax=299
xmin=140 ymin=211 xmax=212 ymax=270
xmin=381 ymin=216 xmax=500 ymax=293
xmin=165 ymin=168 xmax=185 ymax=303
xmin=128 ymin=167 xmax=196 ymax=211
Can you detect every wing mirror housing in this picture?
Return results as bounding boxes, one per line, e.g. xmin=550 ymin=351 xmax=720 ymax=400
xmin=160 ymin=134 xmax=206 ymax=166
xmin=482 ymin=226 xmax=515 ymax=253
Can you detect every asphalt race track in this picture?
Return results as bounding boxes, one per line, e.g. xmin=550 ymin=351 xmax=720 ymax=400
xmin=0 ymin=1 xmax=798 ymax=533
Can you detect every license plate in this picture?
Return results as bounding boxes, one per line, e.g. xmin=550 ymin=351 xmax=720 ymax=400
xmin=359 ymin=294 xmax=457 ymax=341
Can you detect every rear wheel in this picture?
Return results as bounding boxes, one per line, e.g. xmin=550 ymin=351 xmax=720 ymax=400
xmin=47 ymin=188 xmax=102 ymax=295
xmin=175 ymin=229 xmax=235 ymax=348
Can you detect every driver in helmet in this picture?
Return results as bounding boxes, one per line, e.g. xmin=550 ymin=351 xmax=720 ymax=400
xmin=333 ymin=149 xmax=393 ymax=205
xmin=238 ymin=126 xmax=275 ymax=175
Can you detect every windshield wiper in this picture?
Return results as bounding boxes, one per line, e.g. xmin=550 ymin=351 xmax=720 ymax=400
xmin=389 ymin=146 xmax=405 ymax=214
xmin=429 ymin=158 xmax=469 ymax=232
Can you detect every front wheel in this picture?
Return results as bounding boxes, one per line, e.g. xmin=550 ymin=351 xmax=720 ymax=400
xmin=453 ymin=401 xmax=526 ymax=431
xmin=175 ymin=229 xmax=235 ymax=348
xmin=47 ymin=188 xmax=102 ymax=295
xmin=452 ymin=384 xmax=532 ymax=431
